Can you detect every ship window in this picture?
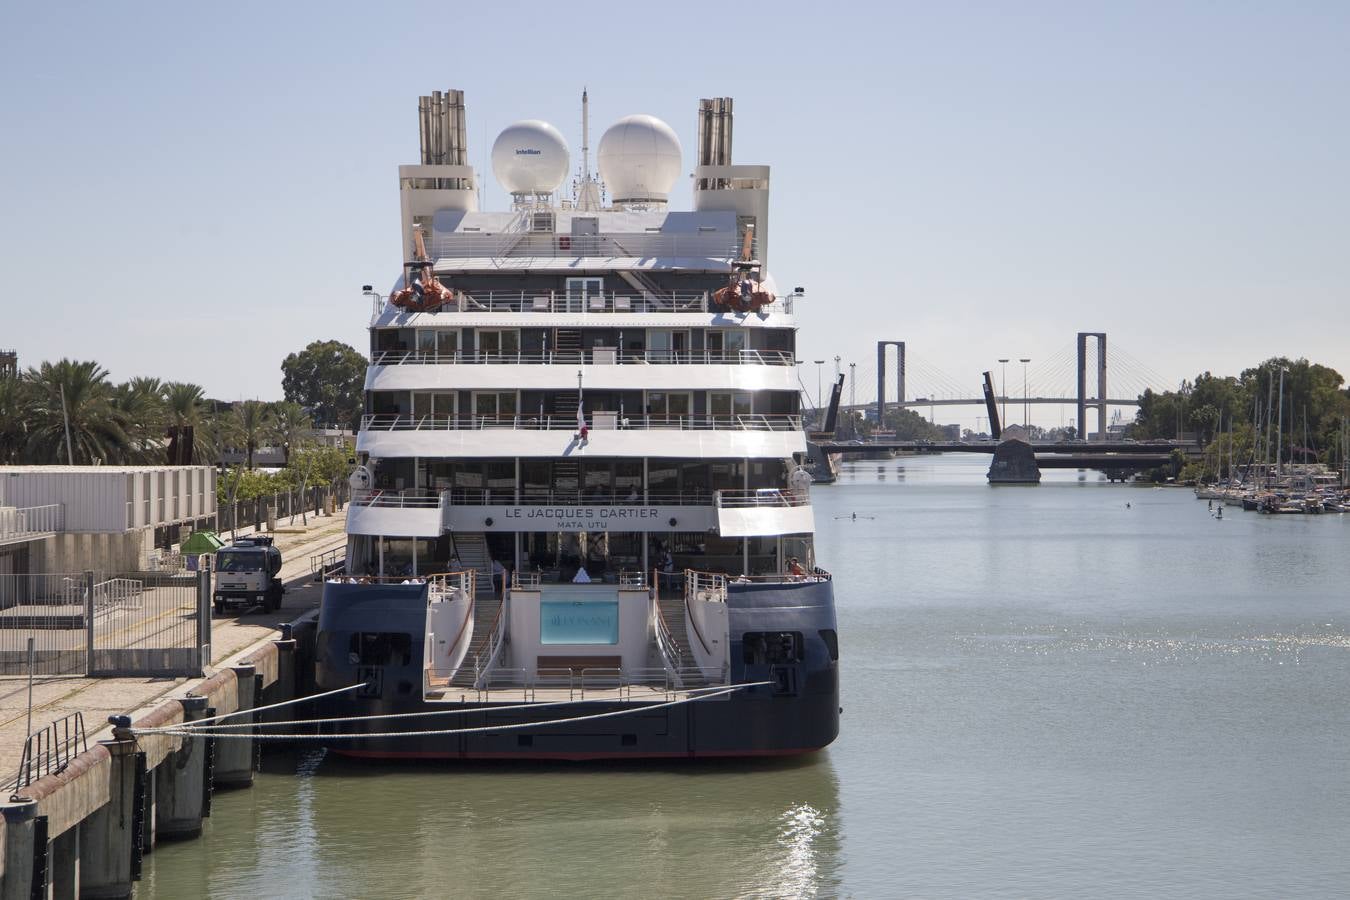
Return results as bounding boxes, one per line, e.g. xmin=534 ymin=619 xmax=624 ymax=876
xmin=707 ymin=330 xmax=746 ymax=355
xmin=741 ymin=632 xmax=803 ymax=665
xmin=709 ymin=392 xmax=752 ymax=418
xmin=477 ymin=330 xmax=520 ymax=359
xmin=348 ymin=632 xmax=413 ymax=667
xmin=646 ymin=391 xmax=691 ymax=418
xmin=412 ymin=392 xmax=455 ymax=418
xmin=416 ymin=330 xmax=458 ymax=357
xmin=474 ymin=391 xmax=518 ymax=418
xmin=565 ymin=277 xmax=603 ymax=300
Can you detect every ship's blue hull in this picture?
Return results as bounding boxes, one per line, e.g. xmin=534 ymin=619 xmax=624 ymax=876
xmin=312 ymin=580 xmax=840 ymax=760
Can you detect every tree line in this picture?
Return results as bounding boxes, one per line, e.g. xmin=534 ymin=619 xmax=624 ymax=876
xmin=1130 ymin=356 xmax=1350 ymax=478
xmin=0 ymin=340 xmax=366 ymax=469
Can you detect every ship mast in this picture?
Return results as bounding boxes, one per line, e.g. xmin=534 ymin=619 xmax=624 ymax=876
xmin=573 ymin=87 xmax=603 ymax=210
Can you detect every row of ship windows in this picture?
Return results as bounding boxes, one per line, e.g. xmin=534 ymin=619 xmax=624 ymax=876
xmin=370 ymin=390 xmax=794 ymax=418
xmin=373 ymin=326 xmax=793 ymax=357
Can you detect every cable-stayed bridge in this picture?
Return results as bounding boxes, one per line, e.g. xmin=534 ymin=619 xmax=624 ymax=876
xmin=809 ymin=332 xmax=1174 ymax=439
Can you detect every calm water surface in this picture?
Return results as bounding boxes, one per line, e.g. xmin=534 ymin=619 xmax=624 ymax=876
xmin=143 ymin=456 xmax=1350 ymax=898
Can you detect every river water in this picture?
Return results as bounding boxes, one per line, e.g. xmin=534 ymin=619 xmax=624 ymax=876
xmin=141 ymin=455 xmax=1350 ymax=898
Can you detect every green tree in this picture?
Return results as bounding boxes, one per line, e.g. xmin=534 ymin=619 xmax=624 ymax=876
xmin=162 ymin=381 xmax=221 ymax=465
xmin=23 ymin=360 xmax=129 ymax=464
xmin=272 ymin=401 xmax=314 ymax=465
xmin=280 ymin=340 xmax=366 ymax=430
xmin=0 ymin=376 xmax=30 ymax=463
xmin=228 ymin=400 xmax=276 ymax=470
xmin=113 ymin=376 xmax=165 ymax=463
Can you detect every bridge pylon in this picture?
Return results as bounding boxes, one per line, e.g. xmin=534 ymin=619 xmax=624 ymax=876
xmin=1077 ymin=332 xmax=1107 ymax=441
xmin=876 ymin=341 xmax=905 ymax=425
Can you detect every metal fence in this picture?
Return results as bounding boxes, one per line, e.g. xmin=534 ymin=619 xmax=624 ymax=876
xmin=0 ymin=571 xmax=209 ymax=678
xmin=216 ymin=482 xmax=349 ymax=535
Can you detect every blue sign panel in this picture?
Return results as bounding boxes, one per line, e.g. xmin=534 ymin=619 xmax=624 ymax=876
xmin=540 ymin=599 xmax=620 ymax=645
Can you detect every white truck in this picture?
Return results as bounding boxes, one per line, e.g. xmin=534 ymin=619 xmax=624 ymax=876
xmin=213 ymin=536 xmax=284 ymax=614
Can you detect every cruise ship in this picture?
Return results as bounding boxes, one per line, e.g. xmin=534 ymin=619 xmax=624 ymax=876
xmin=313 ymin=89 xmax=840 ymax=759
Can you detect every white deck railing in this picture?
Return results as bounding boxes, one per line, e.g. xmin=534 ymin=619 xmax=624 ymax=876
xmin=370 ymin=348 xmax=795 ymax=367
xmin=360 ymin=413 xmax=803 ymax=433
xmin=713 ymin=489 xmax=810 ymax=508
xmin=374 ymin=289 xmax=794 ymax=319
xmin=429 ymin=232 xmax=745 ymax=261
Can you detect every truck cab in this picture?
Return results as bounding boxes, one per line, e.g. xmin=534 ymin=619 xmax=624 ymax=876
xmin=213 ymin=536 xmax=284 ymax=614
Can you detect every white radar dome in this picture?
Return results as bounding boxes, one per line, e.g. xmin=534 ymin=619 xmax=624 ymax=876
xmin=597 ymin=114 xmax=682 ymax=203
xmin=491 ymin=120 xmax=569 ymax=196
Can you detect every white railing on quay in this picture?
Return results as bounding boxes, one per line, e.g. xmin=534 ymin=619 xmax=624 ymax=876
xmin=0 ymin=504 xmax=63 ymax=542
xmin=360 ymin=413 xmax=804 ymax=433
xmin=92 ymin=577 xmax=144 ymax=611
xmin=370 ymin=347 xmax=795 ymax=367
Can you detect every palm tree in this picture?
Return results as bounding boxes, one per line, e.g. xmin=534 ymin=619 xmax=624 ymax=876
xmin=228 ymin=400 xmax=276 ymax=469
xmin=272 ymin=401 xmax=313 ymax=466
xmin=0 ymin=376 xmax=30 ymax=463
xmin=162 ymin=381 xmax=219 ymax=465
xmin=23 ymin=360 xmax=130 ymax=464
xmin=113 ymin=376 xmax=165 ymax=463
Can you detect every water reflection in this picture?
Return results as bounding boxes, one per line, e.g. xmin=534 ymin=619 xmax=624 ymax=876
xmin=142 ymin=752 xmax=842 ymax=900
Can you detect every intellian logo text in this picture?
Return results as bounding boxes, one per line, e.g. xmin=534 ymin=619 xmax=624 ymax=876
xmin=515 ymin=148 xmax=542 ymax=155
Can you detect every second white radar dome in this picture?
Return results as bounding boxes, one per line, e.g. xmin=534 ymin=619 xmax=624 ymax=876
xmin=491 ymin=120 xmax=569 ymax=196
xmin=598 ymin=115 xmax=682 ymax=203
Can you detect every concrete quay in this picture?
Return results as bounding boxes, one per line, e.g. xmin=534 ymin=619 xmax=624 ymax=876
xmin=0 ymin=512 xmax=346 ymax=898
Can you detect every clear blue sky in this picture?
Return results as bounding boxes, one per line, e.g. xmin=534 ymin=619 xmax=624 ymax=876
xmin=3 ymin=2 xmax=1346 ymax=427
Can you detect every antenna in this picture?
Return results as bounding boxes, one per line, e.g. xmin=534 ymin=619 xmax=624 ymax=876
xmin=582 ymin=87 xmax=590 ymax=184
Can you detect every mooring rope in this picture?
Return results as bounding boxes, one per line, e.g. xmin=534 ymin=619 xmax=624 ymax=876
xmin=135 ymin=682 xmax=366 ymax=732
xmin=144 ymin=682 xmax=764 ymax=732
xmin=130 ymin=682 xmax=768 ymax=741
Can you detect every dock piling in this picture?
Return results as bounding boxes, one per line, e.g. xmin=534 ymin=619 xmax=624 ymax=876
xmin=153 ymin=696 xmax=210 ymax=840
xmin=214 ymin=666 xmax=257 ymax=788
xmin=76 ymin=740 xmax=137 ymax=900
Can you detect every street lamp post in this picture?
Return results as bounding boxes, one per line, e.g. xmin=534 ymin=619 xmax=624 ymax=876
xmin=997 ymin=358 xmax=1009 ymax=428
xmin=1019 ymin=358 xmax=1031 ymax=430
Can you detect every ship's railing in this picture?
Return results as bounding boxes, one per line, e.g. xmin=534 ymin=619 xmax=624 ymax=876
xmin=429 ymin=231 xmax=743 ymax=261
xmin=360 ymin=413 xmax=803 ymax=433
xmin=446 ymin=489 xmax=720 ymax=507
xmin=685 ymin=570 xmax=728 ymax=603
xmin=349 ymin=489 xmax=444 ymax=508
xmin=472 ymin=666 xmax=729 ymax=703
xmin=511 ymin=569 xmax=541 ymax=589
xmin=713 ymin=488 xmax=810 ymax=508
xmin=507 ymin=568 xmax=646 ymax=589
xmin=377 ymin=289 xmax=794 ymax=317
xmin=370 ymin=348 xmax=795 ymax=367
xmin=425 ymin=570 xmax=475 ymax=600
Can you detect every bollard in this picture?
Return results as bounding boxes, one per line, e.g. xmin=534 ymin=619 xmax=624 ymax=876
xmin=77 ymin=739 xmax=138 ymax=900
xmin=0 ymin=799 xmax=39 ymax=900
xmin=154 ymin=696 xmax=210 ymax=840
xmin=214 ymin=665 xmax=257 ymax=788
